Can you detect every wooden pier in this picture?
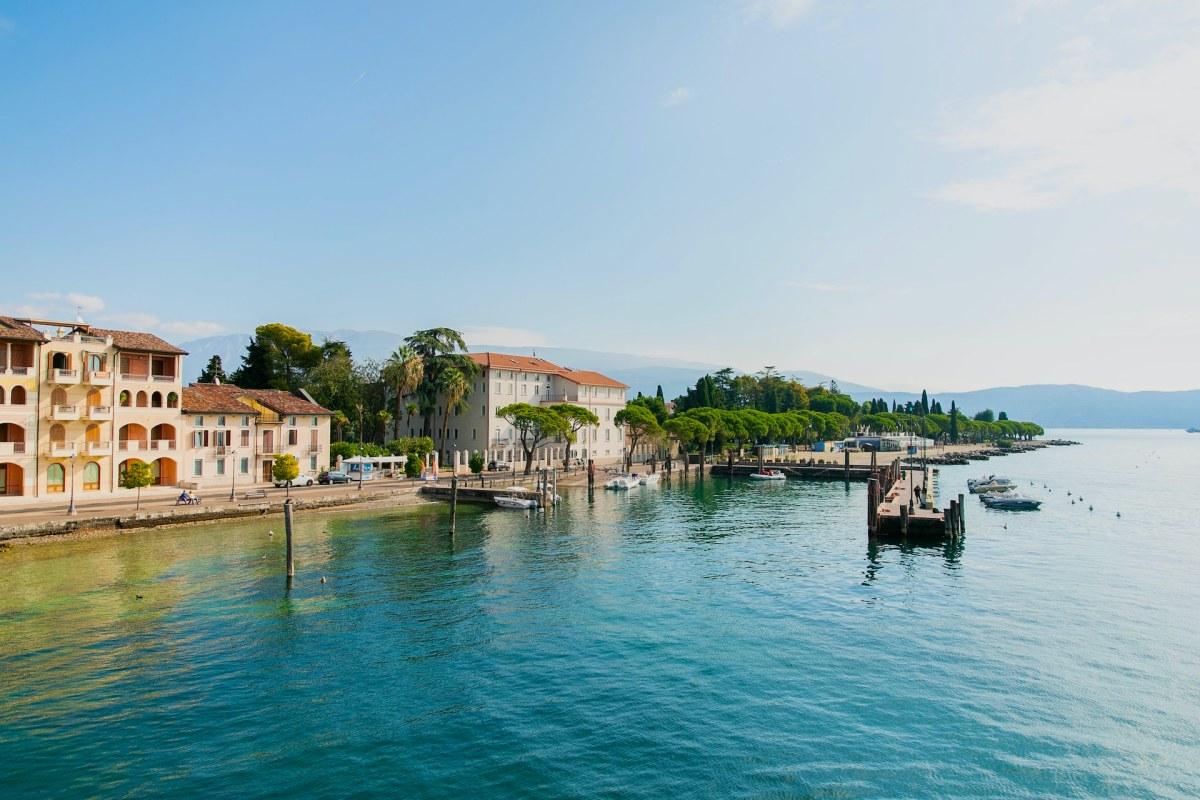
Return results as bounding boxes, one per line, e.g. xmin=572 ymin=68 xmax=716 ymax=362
xmin=710 ymin=449 xmax=873 ymax=482
xmin=868 ymin=461 xmax=963 ymax=541
xmin=419 ymin=484 xmax=541 ymax=505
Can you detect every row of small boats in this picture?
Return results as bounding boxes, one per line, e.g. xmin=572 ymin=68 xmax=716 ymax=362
xmin=968 ymin=474 xmax=1042 ymax=510
xmin=604 ymin=472 xmax=660 ymax=489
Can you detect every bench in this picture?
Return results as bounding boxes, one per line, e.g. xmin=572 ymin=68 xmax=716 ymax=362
xmin=175 ymin=496 xmax=202 ymax=506
xmin=242 ymin=489 xmax=268 ymax=500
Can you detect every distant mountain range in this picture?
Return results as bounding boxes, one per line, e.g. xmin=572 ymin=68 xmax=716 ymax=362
xmin=180 ymin=331 xmax=1199 ymax=429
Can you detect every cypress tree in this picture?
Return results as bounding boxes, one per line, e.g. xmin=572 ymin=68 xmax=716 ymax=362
xmin=920 ymin=389 xmax=929 ymax=415
xmin=949 ymin=401 xmax=959 ymax=443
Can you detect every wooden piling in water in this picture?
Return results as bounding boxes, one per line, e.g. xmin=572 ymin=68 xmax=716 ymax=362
xmin=449 ymin=476 xmax=458 ymax=534
xmin=844 ymin=450 xmax=850 ymax=482
xmin=899 ymin=504 xmax=909 ymax=538
xmin=284 ymin=499 xmax=295 ymax=579
xmin=958 ymin=493 xmax=966 ymax=532
xmin=587 ymin=459 xmax=595 ymax=488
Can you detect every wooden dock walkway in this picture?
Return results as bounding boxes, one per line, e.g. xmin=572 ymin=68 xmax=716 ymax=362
xmin=419 ymin=484 xmax=541 ymax=505
xmin=868 ymin=462 xmax=964 ymax=540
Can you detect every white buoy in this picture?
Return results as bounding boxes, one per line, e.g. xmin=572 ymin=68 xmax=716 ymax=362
xmin=320 ymin=576 xmax=327 ymax=584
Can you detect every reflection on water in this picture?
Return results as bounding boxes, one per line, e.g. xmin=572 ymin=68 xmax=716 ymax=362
xmin=1 ymin=430 xmax=1198 ymax=799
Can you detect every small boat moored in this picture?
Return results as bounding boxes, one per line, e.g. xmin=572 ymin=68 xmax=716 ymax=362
xmin=980 ymin=493 xmax=1042 ymax=511
xmin=968 ymin=475 xmax=1015 ymax=494
xmin=748 ymin=468 xmax=786 ymax=481
xmin=494 ymin=495 xmax=538 ymax=510
xmin=637 ymin=473 xmax=660 ymax=486
xmin=604 ymin=474 xmax=640 ymax=490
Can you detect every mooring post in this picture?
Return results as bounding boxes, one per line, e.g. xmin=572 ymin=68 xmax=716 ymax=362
xmin=867 ymin=477 xmax=878 ymax=534
xmin=758 ymin=448 xmax=764 ymax=474
xmin=843 ymin=449 xmax=850 ymax=482
xmin=900 ymin=504 xmax=909 ymax=538
xmin=449 ymin=475 xmax=458 ymax=535
xmin=284 ymin=499 xmax=295 ymax=579
xmin=587 ymin=459 xmax=595 ymax=489
xmin=727 ymin=450 xmax=734 ymax=476
xmin=957 ymin=493 xmax=966 ymax=532
xmin=947 ymin=499 xmax=956 ymax=536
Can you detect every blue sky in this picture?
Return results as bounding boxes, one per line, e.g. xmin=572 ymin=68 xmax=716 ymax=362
xmin=2 ymin=1 xmax=1198 ymax=392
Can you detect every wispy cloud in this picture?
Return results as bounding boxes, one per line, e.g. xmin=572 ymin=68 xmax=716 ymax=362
xmin=99 ymin=312 xmax=224 ymax=338
xmin=22 ymin=292 xmax=106 ymax=314
xmin=788 ymin=281 xmax=863 ymax=293
xmin=160 ymin=320 xmax=225 ymax=338
xmin=928 ymin=43 xmax=1200 ymax=211
xmin=661 ymin=86 xmax=694 ymax=108
xmin=742 ymin=0 xmax=815 ymax=29
xmin=461 ymin=326 xmax=549 ymax=348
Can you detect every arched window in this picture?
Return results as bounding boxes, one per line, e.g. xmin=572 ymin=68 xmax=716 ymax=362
xmin=83 ymin=461 xmax=100 ymax=491
xmin=51 ymin=352 xmax=69 ymax=370
xmin=136 ymin=391 xmax=148 ymax=408
xmin=49 ymin=424 xmax=66 ymax=443
xmin=10 ymin=386 xmax=25 ymax=405
xmin=119 ymin=390 xmax=131 ymax=407
xmin=47 ymin=463 xmax=65 ymax=493
xmin=85 ymin=423 xmax=100 ymax=444
xmin=51 ymin=387 xmax=67 ymax=406
xmin=151 ymin=391 xmax=162 ymax=408
xmin=86 ymin=389 xmax=102 ymax=407
xmin=0 ymin=387 xmax=5 ymax=404
xmin=167 ymin=392 xmax=179 ymax=409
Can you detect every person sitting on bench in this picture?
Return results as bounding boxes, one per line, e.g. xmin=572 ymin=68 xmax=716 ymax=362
xmin=177 ymin=490 xmax=201 ymax=505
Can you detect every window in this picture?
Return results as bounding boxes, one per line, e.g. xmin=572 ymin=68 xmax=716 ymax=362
xmin=311 ymin=416 xmax=318 ymax=427
xmin=309 ymin=456 xmax=318 ymax=470
xmin=193 ymin=460 xmax=203 ymax=477
xmin=240 ymin=430 xmax=250 ymax=447
xmin=83 ymin=462 xmax=100 ymax=491
xmin=167 ymin=392 xmax=179 ymax=408
xmin=520 ymin=384 xmax=527 ymax=396
xmin=217 ymin=416 xmax=226 ymax=427
xmin=533 ymin=384 xmax=539 ymax=395
xmin=494 ymin=382 xmax=500 ymax=394
xmin=47 ymin=464 xmax=65 ymax=493
xmin=216 ymin=459 xmax=225 ymax=476
xmin=289 ymin=416 xmax=297 ymax=426
xmin=605 ymin=429 xmax=611 ymax=442
xmin=240 ymin=457 xmax=249 ymax=474
xmin=288 ymin=430 xmax=298 ymax=446
xmin=194 ymin=416 xmax=204 ymax=427
xmin=241 ymin=416 xmax=251 ymax=427
xmin=10 ymin=386 xmax=25 ymax=405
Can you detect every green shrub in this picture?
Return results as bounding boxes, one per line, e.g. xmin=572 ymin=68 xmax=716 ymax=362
xmin=469 ymin=452 xmax=485 ymax=474
xmin=404 ymin=456 xmax=423 ymax=479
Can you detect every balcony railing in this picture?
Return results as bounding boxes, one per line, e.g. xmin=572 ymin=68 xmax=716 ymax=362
xmin=308 ymin=444 xmax=323 ymax=453
xmin=151 ymin=375 xmax=177 ymax=383
xmin=49 ymin=368 xmax=80 ymax=383
xmin=261 ymin=445 xmax=279 ymax=455
xmin=49 ymin=442 xmax=76 ymax=457
xmin=87 ymin=440 xmax=112 ymax=455
xmin=150 ymin=439 xmax=177 ymax=451
xmin=214 ymin=445 xmax=229 ymax=455
xmin=4 ymin=366 xmax=31 ymax=376
xmin=86 ymin=370 xmax=113 ymax=385
xmin=52 ymin=405 xmax=79 ymax=421
xmin=0 ymin=442 xmax=27 ymax=456
xmin=121 ymin=373 xmax=148 ymax=382
xmin=118 ymin=440 xmax=146 ymax=452
xmin=86 ymin=405 xmax=112 ymax=419
xmin=79 ymin=334 xmax=109 ymax=345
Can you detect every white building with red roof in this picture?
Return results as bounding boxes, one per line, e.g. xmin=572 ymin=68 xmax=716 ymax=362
xmin=398 ymin=351 xmax=629 ymax=468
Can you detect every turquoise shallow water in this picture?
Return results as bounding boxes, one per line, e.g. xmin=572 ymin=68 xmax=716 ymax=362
xmin=1 ymin=429 xmax=1198 ymax=798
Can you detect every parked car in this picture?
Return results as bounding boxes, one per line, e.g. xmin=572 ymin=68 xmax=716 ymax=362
xmin=275 ymin=473 xmax=316 ymax=488
xmin=487 ymin=460 xmax=511 ymax=472
xmin=318 ymin=470 xmax=352 ymax=485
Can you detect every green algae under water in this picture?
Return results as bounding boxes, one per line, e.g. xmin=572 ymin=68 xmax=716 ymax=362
xmin=1 ymin=429 xmax=1198 ymax=798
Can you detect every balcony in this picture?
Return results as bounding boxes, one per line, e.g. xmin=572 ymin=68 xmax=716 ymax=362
xmin=86 ymin=405 xmax=113 ymax=420
xmin=214 ymin=445 xmax=230 ymax=455
xmin=117 ymin=440 xmax=145 ymax=452
xmin=52 ymin=404 xmax=80 ymax=421
xmin=120 ymin=373 xmax=148 ymax=382
xmin=308 ymin=444 xmax=324 ymax=454
xmin=87 ymin=440 xmax=112 ymax=455
xmin=261 ymin=445 xmax=279 ymax=455
xmin=149 ymin=439 xmax=176 ymax=451
xmin=0 ymin=442 xmax=27 ymax=456
xmin=48 ymin=368 xmax=80 ymax=385
xmin=3 ymin=365 xmax=32 ymax=376
xmin=151 ymin=375 xmax=178 ymax=384
xmin=86 ymin=370 xmax=113 ymax=386
xmin=49 ymin=442 xmax=76 ymax=457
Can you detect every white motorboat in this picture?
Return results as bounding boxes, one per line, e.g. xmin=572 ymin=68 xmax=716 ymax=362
xmin=604 ymin=474 xmax=639 ymax=490
xmin=494 ymin=495 xmax=538 ymax=509
xmin=748 ymin=468 xmax=786 ymax=481
xmin=980 ymin=493 xmax=1042 ymax=511
xmin=637 ymin=473 xmax=660 ymax=486
xmin=968 ymin=475 xmax=1015 ymax=494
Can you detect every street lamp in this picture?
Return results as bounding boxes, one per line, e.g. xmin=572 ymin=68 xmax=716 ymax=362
xmin=228 ymin=448 xmax=238 ymax=502
xmin=66 ymin=450 xmax=77 ymax=516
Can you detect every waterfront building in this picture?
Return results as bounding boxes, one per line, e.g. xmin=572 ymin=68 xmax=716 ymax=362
xmin=398 ymin=352 xmax=629 ymax=469
xmin=181 ymin=383 xmax=332 ymax=491
xmin=0 ymin=317 xmax=186 ymax=500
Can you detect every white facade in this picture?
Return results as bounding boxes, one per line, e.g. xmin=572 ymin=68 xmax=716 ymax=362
xmin=398 ymin=353 xmax=629 ymax=470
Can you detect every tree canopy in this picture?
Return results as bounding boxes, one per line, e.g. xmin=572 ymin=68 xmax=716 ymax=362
xmin=496 ymin=403 xmax=573 ymax=475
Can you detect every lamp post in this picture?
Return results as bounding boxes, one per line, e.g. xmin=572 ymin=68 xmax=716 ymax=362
xmin=66 ymin=450 xmax=77 ymax=516
xmin=228 ymin=448 xmax=238 ymax=502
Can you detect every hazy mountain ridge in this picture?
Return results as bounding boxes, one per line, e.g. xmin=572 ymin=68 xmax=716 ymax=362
xmin=180 ymin=332 xmax=1199 ymax=428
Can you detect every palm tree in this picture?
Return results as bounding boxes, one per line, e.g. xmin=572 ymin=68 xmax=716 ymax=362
xmin=437 ymin=367 xmax=471 ymax=453
xmin=332 ymin=410 xmax=349 ymax=442
xmin=377 ymin=410 xmax=392 ymax=444
xmin=382 ymin=346 xmax=423 ymax=439
xmin=403 ymin=328 xmax=470 ymax=438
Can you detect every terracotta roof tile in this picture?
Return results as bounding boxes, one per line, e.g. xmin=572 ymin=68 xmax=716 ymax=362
xmin=243 ymin=388 xmax=332 ymax=416
xmin=87 ymin=327 xmax=188 ymax=355
xmin=554 ymin=368 xmax=629 ymax=389
xmin=182 ymin=384 xmax=259 ymax=415
xmin=467 ymin=352 xmax=564 ymax=374
xmin=0 ymin=316 xmax=47 ymax=342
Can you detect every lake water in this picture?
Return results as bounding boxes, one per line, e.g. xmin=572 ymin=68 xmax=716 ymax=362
xmin=2 ymin=429 xmax=1197 ymax=798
